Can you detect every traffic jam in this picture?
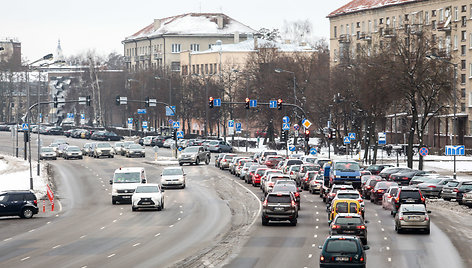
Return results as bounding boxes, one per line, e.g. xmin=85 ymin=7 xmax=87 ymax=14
xmin=213 ymin=151 xmax=441 ymax=268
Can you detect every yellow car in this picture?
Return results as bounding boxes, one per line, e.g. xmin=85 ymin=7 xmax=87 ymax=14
xmin=328 ymin=199 xmax=362 ymax=223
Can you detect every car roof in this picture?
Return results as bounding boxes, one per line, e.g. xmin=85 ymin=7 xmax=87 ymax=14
xmin=136 ymin=183 xmax=160 ymax=187
xmin=328 ymin=235 xmax=361 ymax=241
xmin=115 ymin=167 xmax=144 ymax=173
xmin=399 ymin=204 xmax=426 ymax=211
xmin=0 ymin=190 xmax=35 ymax=194
xmin=335 ymin=213 xmax=362 ymax=218
xmin=336 ymin=190 xmax=360 ymax=194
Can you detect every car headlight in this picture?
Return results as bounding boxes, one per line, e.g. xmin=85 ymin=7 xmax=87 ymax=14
xmin=112 ymin=188 xmax=117 ymax=194
xmin=356 ymin=176 xmax=360 ymax=179
xmin=335 ymin=175 xmax=341 ymax=178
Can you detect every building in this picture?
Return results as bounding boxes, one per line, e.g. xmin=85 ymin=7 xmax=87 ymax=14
xmin=0 ymin=38 xmax=21 ymax=71
xmin=328 ymin=0 xmax=472 ymax=145
xmin=122 ymin=13 xmax=255 ymax=72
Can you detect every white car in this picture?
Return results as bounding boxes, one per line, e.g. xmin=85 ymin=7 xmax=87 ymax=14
xmin=160 ymin=167 xmax=186 ymax=189
xmin=264 ymin=174 xmax=291 ymax=194
xmin=143 ymin=136 xmax=155 ymax=146
xmin=110 ymin=167 xmax=147 ymax=204
xmin=131 ymin=184 xmax=164 ymax=211
xmin=163 ymin=138 xmax=174 ymax=148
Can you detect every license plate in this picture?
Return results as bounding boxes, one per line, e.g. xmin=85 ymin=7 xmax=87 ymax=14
xmin=141 ymin=202 xmax=151 ymax=205
xmin=122 ymin=196 xmax=131 ymax=199
xmin=343 ymin=230 xmax=355 ymax=234
xmin=408 ymin=216 xmax=419 ymax=220
xmin=335 ymin=256 xmax=349 ymax=261
xmin=274 ymin=207 xmax=284 ymax=211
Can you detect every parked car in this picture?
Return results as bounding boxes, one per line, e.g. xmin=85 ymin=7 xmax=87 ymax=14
xmin=0 ymin=190 xmax=39 ymax=219
xmin=440 ymin=180 xmax=468 ymax=201
xmin=125 ymin=144 xmax=146 ymax=158
xmin=389 ymin=169 xmax=437 ymax=186
xmin=142 ymin=136 xmax=156 ymax=146
xmin=417 ymin=177 xmax=454 ymax=198
xmin=409 ymin=174 xmax=439 ymax=186
xmin=455 ymin=182 xmax=472 ymax=204
xmin=461 ymin=191 xmax=472 ymax=207
xmin=329 ymin=213 xmax=368 ymax=244
xmin=318 ymin=235 xmax=369 ymax=268
xmin=395 ymin=204 xmax=431 ymax=234
xmin=261 ymin=192 xmax=298 ymax=226
xmin=91 ymin=131 xmax=122 ymax=141
xmin=39 ymin=147 xmax=57 ymax=160
xmin=207 ymin=140 xmax=233 ymax=153
xmin=160 ymin=167 xmax=186 ymax=189
xmin=162 ymin=138 xmax=174 ymax=148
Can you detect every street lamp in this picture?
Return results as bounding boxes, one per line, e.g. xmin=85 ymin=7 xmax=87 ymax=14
xmin=274 ymin=68 xmax=297 ymax=106
xmin=0 ymin=46 xmax=4 ymax=51
xmin=426 ymin=54 xmax=458 ymax=179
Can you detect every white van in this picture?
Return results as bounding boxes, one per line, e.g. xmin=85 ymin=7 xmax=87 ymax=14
xmin=110 ymin=167 xmax=147 ymax=204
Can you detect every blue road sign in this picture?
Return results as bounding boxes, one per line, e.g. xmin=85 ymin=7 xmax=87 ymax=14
xmin=178 ymin=147 xmax=183 ymax=151
xmin=22 ymin=123 xmax=29 ymax=130
xmin=81 ymin=114 xmax=85 ymax=120
xmin=378 ymin=132 xmax=386 ymax=145
xmin=214 ymin=98 xmax=221 ymax=107
xmin=142 ymin=121 xmax=148 ymax=129
xmin=249 ymin=99 xmax=257 ymax=108
xmin=419 ymin=147 xmax=429 ymax=157
xmin=343 ymin=136 xmax=351 ymax=144
xmin=127 ymin=118 xmax=133 ymax=124
xmin=282 ymin=123 xmax=290 ymax=131
xmin=310 ymin=148 xmax=317 ymax=155
xmin=39 ymin=113 xmax=43 ymax=119
xmin=269 ymin=100 xmax=277 ymax=108
xmin=67 ymin=113 xmax=74 ymax=119
xmin=176 ymin=131 xmax=184 ymax=139
xmin=138 ymin=109 xmax=147 ymax=114
xmin=228 ymin=120 xmax=234 ymax=128
xmin=166 ymin=106 xmax=175 ymax=116
xmin=289 ymin=145 xmax=296 ymax=152
xmin=445 ymin=145 xmax=465 ymax=156
xmin=283 ymin=116 xmax=290 ymax=123
xmin=235 ymin=122 xmax=242 ymax=132
xmin=168 ymin=119 xmax=173 ymax=125
xmin=172 ymin=121 xmax=180 ymax=129
xmin=348 ymin=132 xmax=356 ymax=140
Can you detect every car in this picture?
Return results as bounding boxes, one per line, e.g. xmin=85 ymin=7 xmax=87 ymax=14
xmin=409 ymin=174 xmax=440 ymax=186
xmin=234 ymin=159 xmax=252 ymax=177
xmin=39 ymin=147 xmax=57 ymax=160
xmin=325 ymin=184 xmax=355 ymax=204
xmin=63 ymin=146 xmax=83 ymax=159
xmin=261 ymin=192 xmax=298 ymax=226
xmin=318 ymin=235 xmax=369 ymax=268
xmin=214 ymin=153 xmax=225 ymax=167
xmin=296 ymin=164 xmax=320 ymax=187
xmin=332 ymin=190 xmax=365 ymax=217
xmin=219 ymin=153 xmax=237 ymax=169
xmin=417 ymin=177 xmax=454 ymax=198
xmin=378 ymin=167 xmax=411 ymax=180
xmin=272 ymin=183 xmax=302 ymax=209
xmin=126 ymin=144 xmax=146 ymax=158
xmin=455 ymin=182 xmax=472 ymax=204
xmin=142 ymin=136 xmax=156 ymax=146
xmin=160 ymin=167 xmax=186 ymax=189
xmin=260 ymin=169 xmax=284 ymax=190
xmin=461 ymin=191 xmax=472 ymax=207
xmin=389 ymin=169 xmax=437 ymax=186
xmin=245 ymin=164 xmax=265 ymax=184
xmin=329 ymin=213 xmax=368 ymax=245
xmin=264 ymin=174 xmax=291 ymax=194
xmin=328 ymin=199 xmax=362 ymax=223
xmin=279 ymin=159 xmax=304 ymax=173
xmin=207 ymin=140 xmax=233 ymax=153
xmin=152 ymin=136 xmax=168 ymax=147
xmin=178 ymin=146 xmax=211 ymax=166
xmin=240 ymin=162 xmax=256 ymax=180
xmin=365 ymin=164 xmax=394 ymax=175
xmin=93 ymin=142 xmax=114 ymax=158
xmin=56 ymin=143 xmax=69 ymax=157
xmin=162 ymin=138 xmax=174 ymax=148
xmin=251 ymin=167 xmax=268 ymax=186
xmin=91 ymin=131 xmax=122 ymax=141
xmin=361 ymin=176 xmax=384 ymax=199
xmin=82 ymin=143 xmax=93 ymax=156
xmin=0 ymin=190 xmax=39 ymax=219
xmin=113 ymin=142 xmax=124 ymax=155
xmin=314 ymin=158 xmax=331 ymax=169
xmin=110 ymin=167 xmax=147 ymax=204
xmin=440 ymin=180 xmax=469 ymax=201
xmin=286 ymin=165 xmax=301 ymax=181
xmin=263 ymin=155 xmax=284 ymax=169
xmin=382 ymin=186 xmax=399 ymax=211
xmin=329 ymin=160 xmax=362 ymax=188
xmin=395 ymin=204 xmax=431 ymax=234
xmin=309 ymin=173 xmax=324 ymax=194
xmin=360 ymin=170 xmax=371 ymax=176
xmin=300 ymin=155 xmax=317 ymax=164
xmin=391 ymin=187 xmax=426 ymax=215
xmin=120 ymin=141 xmax=135 ymax=156
xmin=259 ymin=151 xmax=278 ymax=164
xmin=370 ymin=181 xmax=398 ymax=204
xmin=131 ymin=184 xmax=165 ymax=211
xmin=300 ymin=170 xmax=318 ymax=190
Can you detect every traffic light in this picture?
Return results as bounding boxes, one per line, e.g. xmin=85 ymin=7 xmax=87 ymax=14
xmin=330 ymin=129 xmax=336 ymax=140
xmin=305 ymin=130 xmax=310 ymax=141
xmin=173 ymin=129 xmax=177 ymax=139
xmin=116 ymin=95 xmax=120 ymax=106
xmin=53 ymin=96 xmax=58 ymax=108
xmin=209 ymin=97 xmax=214 ymax=108
xmin=245 ymin=98 xmax=250 ymax=109
xmin=145 ymin=97 xmax=150 ymax=107
xmin=24 ymin=131 xmax=29 ymax=142
xmin=281 ymin=130 xmax=287 ymax=141
xmin=86 ymin=96 xmax=91 ymax=106
xmin=277 ymin=99 xmax=283 ymax=110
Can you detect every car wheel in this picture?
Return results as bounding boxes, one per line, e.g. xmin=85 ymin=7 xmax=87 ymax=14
xmin=297 ymin=204 xmax=300 ymax=210
xmin=218 ymin=148 xmax=222 ymax=153
xmin=53 ymin=157 xmax=57 ymax=160
xmin=290 ymin=219 xmax=297 ymax=226
xmin=261 ymin=218 xmax=269 ymax=226
xmin=205 ymin=157 xmax=210 ymax=165
xmin=157 ymin=205 xmax=162 ymax=211
xmin=79 ymin=156 xmax=83 ymax=159
xmin=181 ymin=184 xmax=186 ymax=189
xmin=132 ymin=206 xmax=137 ymax=211
xmin=112 ymin=200 xmax=117 ymax=205
xmin=362 ymin=238 xmax=368 ymax=245
xmin=443 ymin=198 xmax=451 ymax=201
xmin=21 ymin=208 xmax=34 ymax=219
xmin=424 ymin=228 xmax=430 ymax=234
xmin=161 ymin=201 xmax=164 ymax=210
xmin=195 ymin=158 xmax=200 ymax=165
xmin=179 ymin=163 xmax=183 ymax=166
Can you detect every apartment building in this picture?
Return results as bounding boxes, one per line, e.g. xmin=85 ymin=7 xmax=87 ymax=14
xmin=122 ymin=13 xmax=255 ymax=72
xmin=0 ymin=38 xmax=21 ymax=71
xmin=328 ymin=0 xmax=472 ymax=145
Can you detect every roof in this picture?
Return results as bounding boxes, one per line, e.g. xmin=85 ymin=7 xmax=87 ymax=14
xmin=328 ymin=0 xmax=421 ymax=18
xmin=125 ymin=13 xmax=255 ymax=41
xmin=115 ymin=167 xmax=144 ymax=173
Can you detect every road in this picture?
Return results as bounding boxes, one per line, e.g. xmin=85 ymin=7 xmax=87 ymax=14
xmin=0 ymin=132 xmax=468 ymax=268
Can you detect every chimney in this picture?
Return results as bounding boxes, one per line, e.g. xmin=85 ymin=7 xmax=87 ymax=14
xmin=217 ymin=15 xmax=224 ymax=29
xmin=153 ymin=19 xmax=161 ymax=31
xmin=233 ymin=31 xmax=240 ymax=43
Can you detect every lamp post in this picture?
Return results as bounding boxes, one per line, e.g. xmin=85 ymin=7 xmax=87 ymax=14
xmin=427 ymin=54 xmax=458 ymax=179
xmin=275 ymin=68 xmax=299 ymax=150
xmin=128 ymin=78 xmax=145 ymax=136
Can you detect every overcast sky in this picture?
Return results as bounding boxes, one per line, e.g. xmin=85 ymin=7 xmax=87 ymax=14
xmin=1 ymin=0 xmax=349 ymax=62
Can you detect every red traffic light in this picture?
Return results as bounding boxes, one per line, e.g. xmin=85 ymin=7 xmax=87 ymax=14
xmin=209 ymin=97 xmax=214 ymax=101
xmin=277 ymin=99 xmax=283 ymax=104
xmin=245 ymin=98 xmax=250 ymax=103
xmin=305 ymin=130 xmax=310 ymax=135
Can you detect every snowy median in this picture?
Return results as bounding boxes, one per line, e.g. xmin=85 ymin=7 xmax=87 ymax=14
xmin=145 ymin=156 xmax=179 ymax=166
xmin=0 ymin=154 xmax=50 ymax=199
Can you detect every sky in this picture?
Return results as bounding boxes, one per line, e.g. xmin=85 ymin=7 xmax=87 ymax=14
xmin=1 ymin=0 xmax=350 ymax=62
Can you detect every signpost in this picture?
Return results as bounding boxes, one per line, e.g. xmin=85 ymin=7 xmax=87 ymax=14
xmin=176 ymin=131 xmax=184 ymax=139
xmin=348 ymin=132 xmax=356 ymax=140
xmin=269 ymin=100 xmax=277 ymax=108
xmin=445 ymin=145 xmax=465 ymax=156
xmin=172 ymin=121 xmax=180 ymax=129
xmin=137 ymin=109 xmax=146 ymax=114
xmin=310 ymin=148 xmax=317 ymax=155
xmin=302 ymin=118 xmax=312 ymax=129
xmin=166 ymin=106 xmax=175 ymax=116
xmin=214 ymin=98 xmax=221 ymax=107
xmin=289 ymin=145 xmax=296 ymax=152
xmin=228 ymin=120 xmax=234 ymax=135
xmin=249 ymin=99 xmax=257 ymax=108
xmin=142 ymin=121 xmax=148 ymax=132
xmin=419 ymin=147 xmax=429 ymax=157
xmin=235 ymin=122 xmax=242 ymax=134
xmin=283 ymin=116 xmax=290 ymax=123
xmin=80 ymin=114 xmax=85 ymax=125
xmin=282 ymin=123 xmax=290 ymax=131
xmin=378 ymin=132 xmax=386 ymax=145
xmin=22 ymin=123 xmax=29 ymax=131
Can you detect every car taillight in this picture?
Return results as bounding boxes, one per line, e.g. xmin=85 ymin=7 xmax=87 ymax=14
xmin=357 ymin=225 xmax=366 ymax=230
xmin=366 ymin=186 xmax=371 ymax=189
xmin=332 ymin=224 xmax=341 ymax=229
xmin=268 ymin=182 xmax=274 ymax=187
xmin=399 ymin=216 xmax=404 ymax=220
xmin=453 ymin=188 xmax=459 ymax=192
xmin=377 ymin=189 xmax=384 ymax=193
xmin=329 ymin=193 xmax=335 ymax=197
xmin=290 ymin=172 xmax=294 ymax=175
xmin=250 ymin=172 xmax=254 ymax=176
xmin=425 ymin=216 xmax=429 ymax=221
xmin=305 ymin=177 xmax=309 ymax=181
xmin=320 ymin=256 xmax=325 ymax=262
xmin=420 ymin=192 xmax=425 ymax=203
xmin=295 ymin=192 xmax=300 ymax=197
xmin=395 ymin=197 xmax=400 ymax=203
xmin=360 ymin=257 xmax=364 ymax=262
xmin=34 ymin=200 xmax=37 ymax=205
xmin=402 ymin=177 xmax=409 ymax=180
xmin=222 ymin=160 xmax=227 ymax=162
xmin=358 ymin=199 xmax=363 ymax=203
xmin=428 ymin=185 xmax=436 ymax=188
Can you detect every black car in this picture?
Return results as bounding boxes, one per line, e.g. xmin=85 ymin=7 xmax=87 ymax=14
xmin=261 ymin=192 xmax=298 ymax=226
xmin=319 ymin=235 xmax=369 ymax=268
xmin=378 ymin=167 xmax=411 ymax=180
xmin=272 ymin=183 xmax=302 ymax=209
xmin=391 ymin=187 xmax=425 ymax=215
xmin=0 ymin=190 xmax=39 ymax=218
xmin=370 ymin=181 xmax=398 ymax=204
xmin=91 ymin=131 xmax=122 ymax=141
xmin=456 ymin=182 xmax=472 ymax=204
xmin=329 ymin=213 xmax=368 ymax=245
xmin=365 ymin=164 xmax=393 ymax=175
xmin=389 ymin=170 xmax=433 ymax=186
xmin=45 ymin=126 xmax=63 ymax=135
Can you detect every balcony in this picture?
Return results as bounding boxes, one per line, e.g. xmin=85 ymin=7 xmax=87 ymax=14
xmin=437 ymin=16 xmax=452 ymax=32
xmin=338 ymin=34 xmax=351 ymax=43
xmin=124 ymin=56 xmax=131 ymax=63
xmin=359 ymin=32 xmax=372 ymax=41
xmin=154 ymin=53 xmax=163 ymax=60
xmin=382 ymin=27 xmax=396 ymax=38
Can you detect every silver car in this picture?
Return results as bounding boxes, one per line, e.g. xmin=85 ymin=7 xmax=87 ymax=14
xmin=207 ymin=140 xmax=233 ymax=153
xmin=40 ymin=147 xmax=57 ymax=160
xmin=160 ymin=167 xmax=186 ymax=189
xmin=220 ymin=154 xmax=237 ymax=169
xmin=395 ymin=204 xmax=431 ymax=234
xmin=462 ymin=191 xmax=472 ymax=207
xmin=440 ymin=180 xmax=466 ymax=201
xmin=418 ymin=177 xmax=454 ymax=198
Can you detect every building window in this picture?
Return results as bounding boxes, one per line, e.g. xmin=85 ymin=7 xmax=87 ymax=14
xmin=454 ymin=35 xmax=458 ymax=50
xmin=461 ymin=73 xmax=466 ymax=84
xmin=470 ymin=63 xmax=472 ymax=77
xmin=439 ymin=9 xmax=444 ymax=22
xmin=462 ymin=16 xmax=467 ymax=27
xmin=461 ymin=103 xmax=466 ymax=112
xmin=333 ymin=49 xmax=338 ymax=62
xmin=346 ymin=24 xmax=350 ymax=35
xmin=462 ymin=88 xmax=466 ymax=98
xmin=392 ymin=17 xmax=396 ymax=28
xmin=462 ymin=45 xmax=467 ymax=55
xmin=432 ymin=20 xmax=437 ymax=30
xmin=368 ymin=21 xmax=371 ymax=33
xmin=356 ymin=22 xmax=360 ymax=28
xmin=379 ymin=18 xmax=383 ymax=25
xmin=190 ymin=44 xmax=200 ymax=52
xmin=454 ymin=7 xmax=459 ymax=21
xmin=374 ymin=20 xmax=378 ymax=32
xmin=462 ymin=5 xmax=467 ymax=12
xmin=210 ymin=64 xmax=213 ymax=74
xmin=469 ymin=92 xmax=472 ymax=106
xmin=461 ymin=60 xmax=466 ymax=70
xmin=432 ymin=10 xmax=437 ymax=17
xmin=334 ymin=26 xmax=337 ymax=38
xmin=462 ymin=31 xmax=467 ymax=41
xmin=171 ymin=44 xmax=181 ymax=53
xmin=470 ymin=33 xmax=472 ymax=48
xmin=470 ymin=4 xmax=472 ymax=18
xmin=340 ymin=25 xmax=344 ymax=35
xmin=351 ymin=23 xmax=354 ymax=34
xmin=425 ymin=11 xmax=430 ymax=24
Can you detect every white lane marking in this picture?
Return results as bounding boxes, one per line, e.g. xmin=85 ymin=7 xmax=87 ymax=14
xmin=121 ymin=208 xmax=123 ymax=210
xmin=316 ymin=226 xmax=319 ymax=229
xmin=231 ymin=179 xmax=262 ymax=233
xmin=375 ymin=213 xmax=378 ymax=217
xmin=155 ymin=233 xmax=161 ymax=237
xmin=96 ymin=174 xmax=99 ymax=177
xmin=308 ymin=254 xmax=313 ymax=258
xmin=177 ymin=218 xmax=181 ymax=221
xmin=316 ymin=211 xmax=319 ymax=215
xmin=388 ymin=258 xmax=392 ymax=262
xmin=107 ymin=254 xmax=115 ymax=258
xmin=312 ymin=244 xmax=316 ymax=247
xmin=113 ymin=219 xmax=117 ymax=223
xmin=381 ymin=228 xmax=385 ymax=232
xmin=132 ymin=243 xmax=140 ymax=247
xmin=180 ymin=211 xmax=183 ymax=214
xmin=316 ymin=218 xmax=319 ymax=222
xmin=47 ymin=221 xmax=51 ymax=224
xmin=80 ymin=235 xmax=86 ymax=239
xmin=119 ymin=213 xmax=123 ymax=216
xmin=4 ymin=238 xmax=12 ymax=242
xmin=378 ymin=220 xmax=381 ymax=223
xmin=384 ymin=237 xmax=388 ymax=240
xmin=314 ymin=234 xmax=318 ymax=238
xmin=99 ymin=177 xmax=102 ymax=180
xmin=386 ymin=246 xmax=390 ymax=251
xmin=28 ymin=229 xmax=35 ymax=233
xmin=52 ymin=245 xmax=61 ymax=249
xmin=169 ymin=225 xmax=174 ymax=228
xmin=20 ymin=256 xmax=30 ymax=261
xmin=100 ymin=226 xmax=105 ymax=230
xmin=80 ymin=266 xmax=87 ymax=268
xmin=179 ymin=205 xmax=183 ymax=208
xmin=315 ymin=205 xmax=318 ymax=208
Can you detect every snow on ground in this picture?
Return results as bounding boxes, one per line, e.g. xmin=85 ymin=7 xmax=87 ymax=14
xmin=428 ymin=199 xmax=472 ymax=217
xmin=0 ymin=154 xmax=49 ymax=199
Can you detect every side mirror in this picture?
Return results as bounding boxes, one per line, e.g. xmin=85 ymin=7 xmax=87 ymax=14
xmin=365 ymin=220 xmax=370 ymax=224
xmin=427 ymin=210 xmax=432 ymax=214
xmin=109 ymin=179 xmax=113 ymax=185
xmin=142 ymin=179 xmax=147 ymax=183
xmin=318 ymin=245 xmax=323 ymax=249
xmin=363 ymin=245 xmax=370 ymax=250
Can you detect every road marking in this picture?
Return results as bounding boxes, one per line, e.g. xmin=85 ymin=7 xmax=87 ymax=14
xmin=177 ymin=218 xmax=181 ymax=221
xmin=56 ymin=214 xmax=59 ymax=217
xmin=96 ymin=174 xmax=99 ymax=177
xmin=378 ymin=220 xmax=381 ymax=223
xmin=314 ymin=234 xmax=318 ymax=238
xmin=107 ymin=254 xmax=115 ymax=258
xmin=80 ymin=235 xmax=86 ymax=239
xmin=132 ymin=243 xmax=140 ymax=247
xmin=315 ymin=211 xmax=319 ymax=215
xmin=28 ymin=229 xmax=35 ymax=233
xmin=121 ymin=208 xmax=123 ymax=210
xmin=180 ymin=211 xmax=183 ymax=214
xmin=80 ymin=266 xmax=87 ymax=268
xmin=179 ymin=205 xmax=183 ymax=208
xmin=100 ymin=226 xmax=105 ymax=230
xmin=386 ymin=246 xmax=390 ymax=251
xmin=169 ymin=225 xmax=174 ymax=228
xmin=20 ymin=256 xmax=30 ymax=261
xmin=47 ymin=221 xmax=51 ymax=224
xmin=375 ymin=213 xmax=378 ymax=217
xmin=155 ymin=233 xmax=161 ymax=237
xmin=120 ymin=213 xmax=123 ymax=216
xmin=315 ymin=205 xmax=318 ymax=208
xmin=316 ymin=218 xmax=319 ymax=222
xmin=3 ymin=238 xmax=12 ymax=242
xmin=316 ymin=226 xmax=319 ymax=229
xmin=388 ymin=258 xmax=392 ymax=262
xmin=308 ymin=254 xmax=313 ymax=259
xmin=312 ymin=244 xmax=316 ymax=247
xmin=52 ymin=245 xmax=61 ymax=249
xmin=113 ymin=219 xmax=117 ymax=223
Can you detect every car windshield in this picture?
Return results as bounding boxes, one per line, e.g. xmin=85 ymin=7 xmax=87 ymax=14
xmin=225 ymin=155 xmax=235 ymax=160
xmin=256 ymin=169 xmax=268 ymax=175
xmin=305 ymin=158 xmax=316 ymax=163
xmin=97 ymin=143 xmax=111 ymax=148
xmin=162 ymin=169 xmax=183 ymax=176
xmin=287 ymin=160 xmax=303 ymax=165
xmin=273 ymin=185 xmax=297 ymax=192
xmin=460 ymin=184 xmax=472 ymax=191
xmin=426 ymin=178 xmax=442 ymax=184
xmin=183 ymin=147 xmax=199 ymax=153
xmin=267 ymin=195 xmax=291 ymax=203
xmin=337 ymin=193 xmax=360 ymax=199
xmin=334 ymin=162 xmax=360 ymax=171
xmin=304 ymin=165 xmax=319 ymax=172
xmin=325 ymin=239 xmax=358 ymax=253
xmin=114 ymin=172 xmax=140 ymax=183
xmin=129 ymin=144 xmax=142 ymax=149
xmin=135 ymin=186 xmax=159 ymax=193
xmin=307 ymin=172 xmax=316 ymax=179
xmin=291 ymin=166 xmax=300 ymax=172
xmin=446 ymin=181 xmax=459 ymax=187
xmin=67 ymin=147 xmax=80 ymax=152
xmin=41 ymin=147 xmax=54 ymax=152
xmin=209 ymin=141 xmax=218 ymax=145
xmin=335 ymin=217 xmax=363 ymax=225
xmin=267 ymin=156 xmax=283 ymax=161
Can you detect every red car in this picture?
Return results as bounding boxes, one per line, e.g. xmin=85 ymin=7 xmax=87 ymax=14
xmin=264 ymin=155 xmax=284 ymax=168
xmin=252 ymin=168 xmax=268 ymax=186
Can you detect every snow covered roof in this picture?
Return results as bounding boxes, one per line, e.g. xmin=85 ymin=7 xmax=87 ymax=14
xmin=328 ymin=0 xmax=421 ymax=18
xmin=192 ymin=38 xmax=315 ymax=54
xmin=125 ymin=13 xmax=255 ymax=41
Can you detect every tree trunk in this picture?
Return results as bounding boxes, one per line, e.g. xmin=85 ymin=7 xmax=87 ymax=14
xmin=406 ymin=119 xmax=415 ymax=169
